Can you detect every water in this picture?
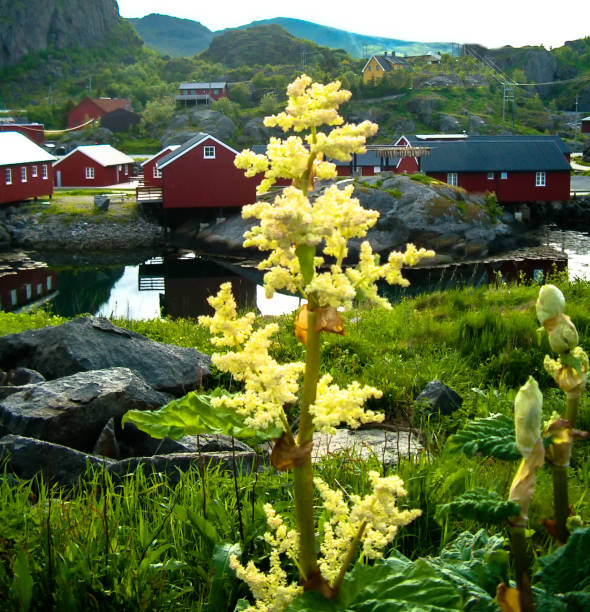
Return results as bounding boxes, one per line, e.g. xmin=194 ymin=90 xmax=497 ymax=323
xmin=1 ymin=227 xmax=588 ymax=320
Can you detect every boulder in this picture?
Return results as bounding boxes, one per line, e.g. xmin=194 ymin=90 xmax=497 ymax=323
xmin=0 ymin=434 xmax=116 ymax=486
xmin=190 ymin=109 xmax=237 ymax=141
xmin=109 ymin=451 xmax=260 ymax=485
xmin=439 ymin=113 xmax=461 ymax=132
xmin=0 ymin=367 xmax=171 ymax=452
xmin=415 ymin=380 xmax=463 ymax=416
xmin=93 ymin=417 xmax=120 ymax=458
xmin=0 ymin=316 xmax=210 ymax=395
xmin=312 ymin=428 xmax=422 ymax=466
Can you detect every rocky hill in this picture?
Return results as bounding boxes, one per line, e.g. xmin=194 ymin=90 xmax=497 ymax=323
xmin=0 ymin=0 xmax=121 ymax=70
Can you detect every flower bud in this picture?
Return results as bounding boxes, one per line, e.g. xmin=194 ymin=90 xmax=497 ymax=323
xmin=514 ymin=376 xmax=543 ymax=459
xmin=536 ymin=284 xmax=565 ymax=324
xmin=547 ymin=313 xmax=579 ymax=354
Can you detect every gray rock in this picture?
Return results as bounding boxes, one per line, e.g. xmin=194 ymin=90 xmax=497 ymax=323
xmin=93 ymin=417 xmax=120 ymax=459
xmin=0 ymin=316 xmax=210 ymax=395
xmin=6 ymin=367 xmax=45 ymax=386
xmin=439 ymin=113 xmax=461 ymax=132
xmin=0 ymin=367 xmax=171 ymax=452
xmin=109 ymin=451 xmax=260 ymax=485
xmin=0 ymin=434 xmax=116 ymax=486
xmin=190 ymin=109 xmax=237 ymax=141
xmin=312 ymin=428 xmax=422 ymax=466
xmin=415 ymin=380 xmax=463 ymax=416
xmin=469 ymin=115 xmax=486 ymax=133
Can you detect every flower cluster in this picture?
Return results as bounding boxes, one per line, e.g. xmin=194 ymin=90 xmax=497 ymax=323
xmin=198 ymin=283 xmax=305 ymax=432
xmin=314 ymin=473 xmax=422 ymax=584
xmin=229 ymin=504 xmax=301 ymax=612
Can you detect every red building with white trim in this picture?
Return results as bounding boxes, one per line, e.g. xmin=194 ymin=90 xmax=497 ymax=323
xmin=141 ymin=145 xmax=179 ymax=188
xmin=158 ymin=134 xmax=257 ymax=212
xmin=0 ymin=132 xmax=55 ymax=205
xmin=67 ymin=97 xmax=132 ymax=129
xmin=0 ymin=122 xmax=45 ymax=145
xmin=53 ymin=145 xmax=135 ymax=187
xmin=175 ymin=83 xmax=228 ymax=107
xmin=0 ymin=268 xmax=57 ymax=312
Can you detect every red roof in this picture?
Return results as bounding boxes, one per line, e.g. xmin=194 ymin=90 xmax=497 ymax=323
xmin=91 ymin=98 xmax=130 ymax=113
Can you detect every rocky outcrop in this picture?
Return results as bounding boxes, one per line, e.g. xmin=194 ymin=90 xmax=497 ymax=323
xmin=0 ymin=316 xmax=210 ymax=395
xmin=161 ymin=109 xmax=237 ymax=147
xmin=0 ymin=0 xmax=121 ymax=70
xmin=191 ymin=176 xmax=517 ymax=262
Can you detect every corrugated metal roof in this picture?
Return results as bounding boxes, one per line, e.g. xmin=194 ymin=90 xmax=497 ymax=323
xmin=55 ymin=145 xmax=134 ymax=168
xmin=179 ymin=82 xmax=226 ymax=89
xmin=141 ymin=145 xmax=180 ymax=167
xmin=414 ymin=139 xmax=571 ymax=172
xmin=0 ymin=131 xmax=56 ymax=166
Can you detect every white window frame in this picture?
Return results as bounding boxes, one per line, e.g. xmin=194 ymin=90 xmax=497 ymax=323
xmin=21 ymin=166 xmax=27 ymax=182
xmin=203 ymin=146 xmax=216 ymax=159
xmin=31 ymin=165 xmax=38 ymax=178
xmin=36 ymin=283 xmax=42 ymax=296
xmin=447 ymin=172 xmax=458 ymax=187
xmin=5 ymin=168 xmax=12 ymax=185
xmin=10 ymin=289 xmax=17 ymax=306
xmin=25 ymin=284 xmax=32 ymax=299
xmin=153 ymin=165 xmax=161 ymax=179
xmin=42 ymin=164 xmax=48 ymax=179
xmin=85 ymin=167 xmax=95 ymax=180
xmin=487 ymin=172 xmax=494 ymax=180
xmin=535 ymin=171 xmax=546 ymax=187
xmin=500 ymin=171 xmax=508 ymax=180
xmin=46 ymin=276 xmax=53 ymax=290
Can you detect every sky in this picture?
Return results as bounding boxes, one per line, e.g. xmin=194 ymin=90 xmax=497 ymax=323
xmin=117 ymin=0 xmax=589 ymax=50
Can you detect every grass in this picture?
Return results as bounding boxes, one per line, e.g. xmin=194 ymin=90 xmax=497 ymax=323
xmin=1 ymin=278 xmax=590 ymax=608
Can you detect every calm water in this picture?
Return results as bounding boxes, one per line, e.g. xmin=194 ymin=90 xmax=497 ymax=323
xmin=1 ymin=227 xmax=589 ymax=320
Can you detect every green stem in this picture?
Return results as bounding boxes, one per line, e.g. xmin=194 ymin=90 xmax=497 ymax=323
xmin=565 ymin=396 xmax=579 ymax=427
xmin=510 ymin=526 xmax=536 ymax=612
xmin=552 ymin=465 xmax=570 ymax=543
xmin=331 ymin=521 xmax=367 ymax=596
xmin=293 ymin=307 xmax=321 ymax=582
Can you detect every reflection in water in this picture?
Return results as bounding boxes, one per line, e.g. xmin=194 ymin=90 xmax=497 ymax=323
xmin=2 ymin=228 xmax=589 ymax=322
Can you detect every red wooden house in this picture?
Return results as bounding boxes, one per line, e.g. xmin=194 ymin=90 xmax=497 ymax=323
xmin=53 ymin=145 xmax=134 ymax=187
xmin=0 ymin=121 xmax=45 ymax=145
xmin=582 ymin=116 xmax=590 ymax=134
xmin=141 ymin=145 xmax=179 ymax=188
xmin=158 ymin=133 xmax=257 ymax=215
xmin=175 ymin=83 xmax=228 ymax=107
xmin=0 ymin=131 xmax=55 ymax=205
xmin=67 ymin=97 xmax=132 ymax=129
xmin=0 ymin=267 xmax=57 ymax=312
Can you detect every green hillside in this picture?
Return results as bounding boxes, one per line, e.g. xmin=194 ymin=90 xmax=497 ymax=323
xmin=128 ymin=13 xmax=213 ymax=57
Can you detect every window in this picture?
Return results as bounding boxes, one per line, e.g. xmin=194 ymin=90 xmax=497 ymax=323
xmin=447 ymin=172 xmax=458 ymax=187
xmin=21 ymin=166 xmax=27 ymax=182
xmin=153 ymin=166 xmax=161 ymax=178
xmin=46 ymin=276 xmax=53 ymax=290
xmin=42 ymin=164 xmax=48 ymax=179
xmin=5 ymin=168 xmax=12 ymax=185
xmin=535 ymin=171 xmax=546 ymax=187
xmin=25 ymin=284 xmax=32 ymax=299
xmin=10 ymin=289 xmax=17 ymax=306
xmin=500 ymin=172 xmax=508 ymax=180
xmin=85 ymin=167 xmax=94 ymax=179
xmin=487 ymin=172 xmax=494 ymax=180
xmin=204 ymin=146 xmax=215 ymax=159
xmin=36 ymin=283 xmax=42 ymax=296
xmin=31 ymin=165 xmax=38 ymax=178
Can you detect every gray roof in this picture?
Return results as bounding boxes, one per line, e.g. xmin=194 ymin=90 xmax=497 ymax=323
xmin=158 ymin=133 xmax=239 ymax=169
xmin=407 ymin=137 xmax=571 ymax=173
xmin=179 ymin=82 xmax=226 ymax=89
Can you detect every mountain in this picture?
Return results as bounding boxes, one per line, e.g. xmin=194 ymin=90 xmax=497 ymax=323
xmin=128 ymin=13 xmax=213 ymax=57
xmin=125 ymin=13 xmax=452 ymax=59
xmin=229 ymin=18 xmax=454 ymax=59
xmin=198 ymin=24 xmax=346 ymax=69
xmin=0 ymin=0 xmax=121 ymax=70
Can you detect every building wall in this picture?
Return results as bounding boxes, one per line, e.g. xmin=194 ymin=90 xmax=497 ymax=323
xmin=428 ymin=171 xmax=570 ymax=203
xmin=142 ymin=149 xmax=174 ymax=188
xmin=54 ymin=151 xmax=131 ymax=187
xmin=68 ymin=99 xmax=104 ymax=128
xmin=0 ymin=124 xmax=45 ymax=145
xmin=0 ymin=268 xmax=57 ymax=311
xmin=582 ymin=119 xmax=590 ymax=134
xmin=363 ymin=57 xmax=385 ymax=84
xmin=162 ymin=138 xmax=257 ymax=210
xmin=0 ymin=162 xmax=54 ymax=204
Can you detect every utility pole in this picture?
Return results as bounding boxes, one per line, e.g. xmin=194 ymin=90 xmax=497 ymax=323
xmin=502 ymin=82 xmax=515 ymax=124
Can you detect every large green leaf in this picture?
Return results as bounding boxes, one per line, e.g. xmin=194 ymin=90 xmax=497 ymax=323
xmin=535 ymin=526 xmax=590 ymax=595
xmin=446 ymin=414 xmax=520 ymax=461
xmin=121 ymin=388 xmax=283 ymax=442
xmin=208 ymin=543 xmax=241 ymax=612
xmin=435 ymin=488 xmax=520 ymax=524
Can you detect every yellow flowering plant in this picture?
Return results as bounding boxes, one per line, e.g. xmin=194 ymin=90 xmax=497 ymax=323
xmin=213 ymin=75 xmax=432 ymax=608
xmin=124 ymin=75 xmax=433 ymax=610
